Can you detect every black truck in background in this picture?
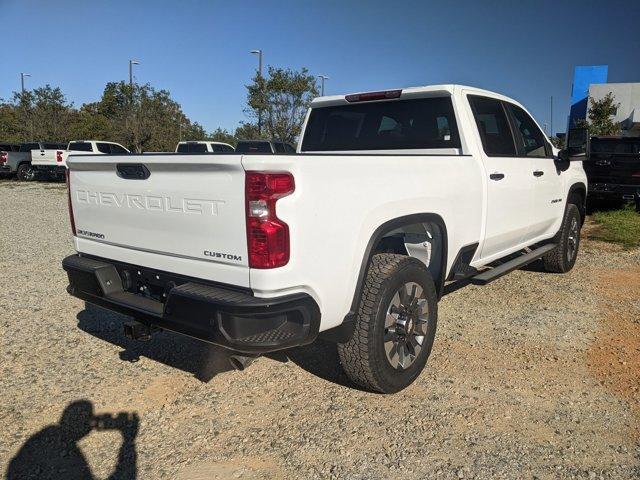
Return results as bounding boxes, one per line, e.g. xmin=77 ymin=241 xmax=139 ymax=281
xmin=584 ymin=136 xmax=640 ymax=209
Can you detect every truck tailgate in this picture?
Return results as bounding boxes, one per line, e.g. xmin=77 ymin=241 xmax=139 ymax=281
xmin=67 ymin=154 xmax=249 ymax=286
xmin=32 ymin=149 xmax=58 ymax=166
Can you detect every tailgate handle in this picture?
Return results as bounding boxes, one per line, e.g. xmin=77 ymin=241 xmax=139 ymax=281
xmin=116 ymin=163 xmax=150 ymax=180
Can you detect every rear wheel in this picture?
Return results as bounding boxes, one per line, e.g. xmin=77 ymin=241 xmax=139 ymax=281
xmin=543 ymin=203 xmax=581 ymax=273
xmin=16 ymin=163 xmax=36 ymax=182
xmin=338 ymin=254 xmax=438 ymax=393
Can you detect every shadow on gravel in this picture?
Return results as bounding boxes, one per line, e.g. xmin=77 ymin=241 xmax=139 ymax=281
xmin=76 ymin=304 xmax=234 ymax=382
xmin=268 ymin=340 xmax=363 ymax=391
xmin=77 ymin=304 xmax=359 ymax=389
xmin=6 ymin=400 xmax=138 ymax=480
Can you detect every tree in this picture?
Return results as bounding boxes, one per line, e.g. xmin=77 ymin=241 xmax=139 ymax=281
xmin=245 ymin=66 xmax=318 ymax=143
xmin=0 ymin=102 xmax=22 ymax=143
xmin=83 ymin=81 xmax=205 ymax=152
xmin=549 ymin=135 xmax=565 ymax=149
xmin=0 ymin=86 xmax=75 ymax=142
xmin=209 ymin=127 xmax=236 ymax=146
xmin=577 ymin=92 xmax=621 ymax=136
xmin=233 ymin=122 xmax=261 ymax=141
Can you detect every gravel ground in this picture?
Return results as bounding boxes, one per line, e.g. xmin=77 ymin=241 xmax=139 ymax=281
xmin=1 ymin=179 xmax=639 ymax=479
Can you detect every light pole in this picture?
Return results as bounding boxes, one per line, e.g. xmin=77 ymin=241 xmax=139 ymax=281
xmin=250 ymin=50 xmax=263 ymax=136
xmin=550 ymin=96 xmax=553 ymax=138
xmin=318 ymin=75 xmax=329 ymax=96
xmin=129 ymin=60 xmax=139 ymax=90
xmin=20 ymin=73 xmax=31 ymax=96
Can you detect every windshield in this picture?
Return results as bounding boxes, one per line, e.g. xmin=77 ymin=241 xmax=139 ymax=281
xmin=301 ymin=96 xmax=461 ymax=152
xmin=591 ymin=139 xmax=640 ymax=154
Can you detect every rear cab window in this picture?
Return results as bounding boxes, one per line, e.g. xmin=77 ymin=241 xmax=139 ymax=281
xmin=177 ymin=142 xmax=208 ymax=153
xmin=68 ymin=142 xmax=93 ymax=152
xmin=20 ymin=143 xmax=41 ymax=152
xmin=300 ymin=96 xmax=461 ymax=152
xmin=236 ymin=142 xmax=273 ymax=153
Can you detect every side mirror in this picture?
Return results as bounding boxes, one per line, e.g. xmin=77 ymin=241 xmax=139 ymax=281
xmin=564 ymin=127 xmax=590 ymax=161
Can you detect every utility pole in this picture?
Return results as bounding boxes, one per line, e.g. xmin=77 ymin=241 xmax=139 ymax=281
xmin=318 ymin=75 xmax=329 ymax=96
xmin=250 ymin=50 xmax=263 ymax=136
xmin=550 ymin=96 xmax=553 ymax=138
xmin=20 ymin=72 xmax=31 ymax=96
xmin=129 ymin=60 xmax=139 ymax=91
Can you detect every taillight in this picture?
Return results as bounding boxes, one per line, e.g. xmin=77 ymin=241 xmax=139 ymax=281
xmin=0 ymin=151 xmax=7 ymax=165
xmin=66 ymin=169 xmax=76 ymax=235
xmin=56 ymin=150 xmax=63 ymax=163
xmin=245 ymin=172 xmax=294 ymax=268
xmin=345 ymin=89 xmax=402 ymax=103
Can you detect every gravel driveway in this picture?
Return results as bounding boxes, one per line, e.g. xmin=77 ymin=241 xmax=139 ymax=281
xmin=1 ymin=180 xmax=639 ymax=479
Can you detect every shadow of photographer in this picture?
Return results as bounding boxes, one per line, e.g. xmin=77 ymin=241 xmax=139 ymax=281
xmin=6 ymin=400 xmax=138 ymax=480
xmin=76 ymin=303 xmax=234 ymax=382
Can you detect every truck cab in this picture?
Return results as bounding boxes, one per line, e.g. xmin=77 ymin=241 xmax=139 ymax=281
xmin=585 ymin=136 xmax=640 ymax=205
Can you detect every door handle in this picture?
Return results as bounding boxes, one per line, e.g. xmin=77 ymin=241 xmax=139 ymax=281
xmin=489 ymin=173 xmax=505 ymax=181
xmin=533 ymin=170 xmax=544 ymax=177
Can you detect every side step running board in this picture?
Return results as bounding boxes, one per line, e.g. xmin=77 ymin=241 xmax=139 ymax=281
xmin=470 ymin=243 xmax=557 ymax=286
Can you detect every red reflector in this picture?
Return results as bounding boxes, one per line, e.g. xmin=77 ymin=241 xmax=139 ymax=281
xmin=66 ymin=169 xmax=76 ymax=235
xmin=345 ymin=89 xmax=402 ymax=103
xmin=245 ymin=172 xmax=294 ymax=269
xmin=56 ymin=150 xmax=63 ymax=163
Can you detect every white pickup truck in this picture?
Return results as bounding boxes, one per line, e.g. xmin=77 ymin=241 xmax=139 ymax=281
xmin=62 ymin=85 xmax=588 ymax=393
xmin=33 ymin=140 xmax=129 ymax=179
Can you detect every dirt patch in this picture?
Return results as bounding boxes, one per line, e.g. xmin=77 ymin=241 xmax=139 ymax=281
xmin=588 ymin=267 xmax=640 ymax=434
xmin=176 ymin=457 xmax=285 ymax=480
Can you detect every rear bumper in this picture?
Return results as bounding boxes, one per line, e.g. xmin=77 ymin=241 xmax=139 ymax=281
xmin=0 ymin=165 xmax=13 ymax=174
xmin=62 ymin=254 xmax=320 ymax=354
xmin=34 ymin=164 xmax=65 ymax=175
xmin=589 ymin=182 xmax=640 ymax=200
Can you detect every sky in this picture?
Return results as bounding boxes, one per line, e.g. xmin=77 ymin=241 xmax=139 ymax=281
xmin=2 ymin=0 xmax=640 ymax=135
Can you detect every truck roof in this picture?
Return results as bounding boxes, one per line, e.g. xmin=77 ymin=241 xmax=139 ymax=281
xmin=69 ymin=140 xmax=122 ymax=144
xmin=311 ymin=84 xmax=525 ymax=109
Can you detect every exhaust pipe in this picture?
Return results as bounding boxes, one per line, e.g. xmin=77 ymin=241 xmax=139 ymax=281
xmin=229 ymin=354 xmax=258 ymax=371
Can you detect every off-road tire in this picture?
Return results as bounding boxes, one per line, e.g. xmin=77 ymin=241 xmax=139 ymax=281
xmin=543 ymin=203 xmax=581 ymax=273
xmin=337 ymin=254 xmax=438 ymax=393
xmin=16 ymin=163 xmax=35 ymax=182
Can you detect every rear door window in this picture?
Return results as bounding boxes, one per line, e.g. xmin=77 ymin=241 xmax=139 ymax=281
xmin=96 ymin=143 xmax=112 ymax=154
xmin=189 ymin=143 xmax=207 ymax=153
xmin=110 ymin=144 xmax=128 ymax=154
xmin=301 ymin=96 xmax=461 ymax=151
xmin=176 ymin=143 xmax=189 ymax=153
xmin=468 ymin=96 xmax=517 ymax=156
xmin=68 ymin=142 xmax=93 ymax=152
xmin=273 ymin=142 xmax=286 ymax=153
